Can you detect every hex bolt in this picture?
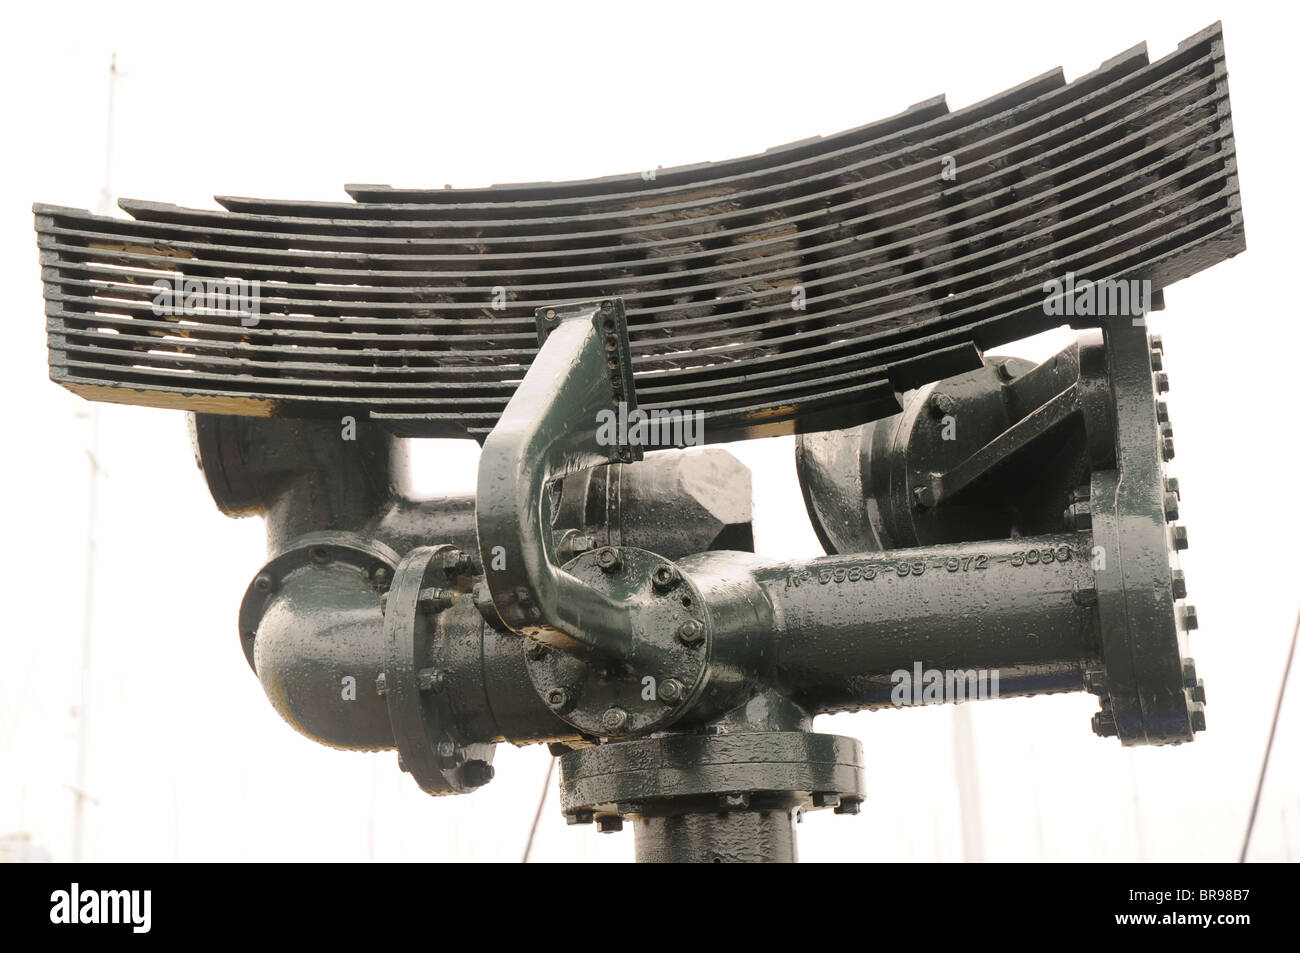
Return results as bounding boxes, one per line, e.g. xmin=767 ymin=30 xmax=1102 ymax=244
xmin=1092 ymin=710 xmax=1118 ymax=738
xmin=658 ymin=678 xmax=685 ymax=705
xmin=721 ymin=793 xmax=750 ymax=810
xmin=595 ymin=815 xmax=623 ymax=834
xmin=371 ymin=566 xmax=391 ymax=587
xmin=1155 ymin=372 xmax=1170 ymax=394
xmin=651 ymin=564 xmax=680 ymax=592
xmin=1172 ymin=525 xmax=1190 ymax=551
xmin=418 ymin=587 xmax=454 ymax=615
xmin=596 ymin=547 xmax=622 ymax=572
xmin=1156 ymin=401 xmax=1170 ymax=423
xmin=1150 ymin=349 xmax=1163 ymax=371
xmin=437 ymin=741 xmax=466 ymax=767
xmin=1165 ymin=476 xmax=1180 ymax=499
xmin=461 ymin=760 xmax=495 ymax=787
xmin=1181 ymin=658 xmax=1198 ymax=687
xmin=1171 ymin=569 xmax=1188 ymax=600
xmin=601 ymin=707 xmax=629 ymax=733
xmin=929 ymin=392 xmax=956 ymax=418
xmin=676 ymin=619 xmax=705 ymax=647
xmin=1164 ymin=492 xmax=1180 ymax=522
xmin=253 ymin=573 xmax=274 ymax=593
xmin=1161 ymin=436 xmax=1176 ymax=461
xmin=812 ymin=792 xmax=841 ymax=809
xmin=1072 ymin=585 xmax=1098 ymax=607
xmin=1063 ymin=501 xmax=1092 ymax=531
xmin=913 ymin=484 xmax=936 ymax=509
xmin=1150 ymin=334 xmax=1164 ymax=353
xmin=995 ymin=361 xmax=1016 ymax=382
xmin=1181 ymin=604 xmax=1199 ymax=631
xmin=546 ymin=688 xmax=571 ymax=712
xmin=1190 ymin=680 xmax=1207 ymax=705
xmin=834 ymin=797 xmax=864 ymax=816
xmin=566 ymin=810 xmax=595 ymax=826
xmin=1083 ymin=669 xmax=1108 ymax=696
xmin=1190 ymin=708 xmax=1207 ymax=733
xmin=570 ymin=534 xmax=594 ymax=556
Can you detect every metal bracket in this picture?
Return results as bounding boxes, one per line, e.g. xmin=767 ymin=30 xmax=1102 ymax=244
xmin=475 ymin=298 xmax=647 ymax=660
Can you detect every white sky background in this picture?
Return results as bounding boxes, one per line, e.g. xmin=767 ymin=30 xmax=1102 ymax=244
xmin=0 ymin=0 xmax=1296 ymax=862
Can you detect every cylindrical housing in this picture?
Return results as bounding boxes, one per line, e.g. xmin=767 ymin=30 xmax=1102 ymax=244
xmin=759 ymin=532 xmax=1100 ymax=712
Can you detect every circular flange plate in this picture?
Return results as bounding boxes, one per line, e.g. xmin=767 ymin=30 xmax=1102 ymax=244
xmin=524 ymin=547 xmax=709 ymax=738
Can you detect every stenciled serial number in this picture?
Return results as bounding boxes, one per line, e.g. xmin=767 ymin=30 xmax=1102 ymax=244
xmin=785 ymin=545 xmax=1074 ymax=588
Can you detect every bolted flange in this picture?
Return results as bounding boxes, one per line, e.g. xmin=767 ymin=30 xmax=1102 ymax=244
xmin=523 ymin=547 xmax=711 ymax=739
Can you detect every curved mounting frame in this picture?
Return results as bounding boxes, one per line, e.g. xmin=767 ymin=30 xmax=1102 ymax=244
xmin=475 ymin=298 xmax=645 ymax=660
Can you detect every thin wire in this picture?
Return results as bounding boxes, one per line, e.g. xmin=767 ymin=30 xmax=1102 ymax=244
xmin=1240 ymin=605 xmax=1300 ymax=863
xmin=522 ymin=756 xmax=556 ymax=863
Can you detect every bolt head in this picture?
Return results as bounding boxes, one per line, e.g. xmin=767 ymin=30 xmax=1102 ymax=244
xmin=1181 ymin=604 xmax=1199 ymax=631
xmin=812 ymin=792 xmax=841 ymax=809
xmin=1156 ymin=401 xmax=1170 ymax=423
xmin=546 ymin=688 xmax=570 ymax=711
xmin=461 ymin=760 xmax=494 ymax=787
xmin=566 ymin=810 xmax=594 ymax=826
xmin=1156 ymin=372 xmax=1170 ymax=394
xmin=1063 ymin=502 xmax=1092 ymax=530
xmin=595 ymin=815 xmax=623 ymax=834
xmin=834 ymin=797 xmax=863 ymax=816
xmin=1083 ymin=669 xmax=1108 ymax=696
xmin=658 ymin=678 xmax=685 ymax=704
xmin=253 ymin=573 xmax=274 ymax=593
xmin=1172 ymin=525 xmax=1190 ymax=551
xmin=1171 ymin=569 xmax=1188 ymax=600
xmin=1190 ymin=708 xmax=1207 ymax=733
xmin=651 ymin=564 xmax=681 ymax=592
xmin=1091 ymin=710 xmax=1118 ymax=738
xmin=601 ymin=707 xmax=629 ymax=733
xmin=676 ymin=619 xmax=705 ymax=647
xmin=913 ymin=484 xmax=936 ymax=509
xmin=929 ymin=392 xmax=956 ymax=417
xmin=596 ymin=547 xmax=621 ymax=572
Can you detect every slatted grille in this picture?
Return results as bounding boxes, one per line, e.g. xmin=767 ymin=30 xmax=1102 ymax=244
xmin=38 ymin=23 xmax=1243 ymax=441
